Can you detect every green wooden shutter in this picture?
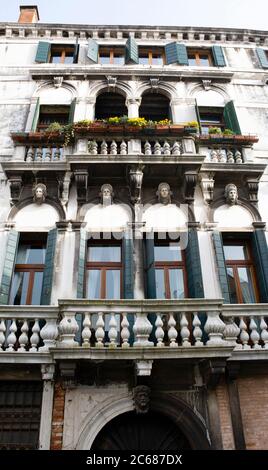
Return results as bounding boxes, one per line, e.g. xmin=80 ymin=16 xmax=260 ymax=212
xmin=31 ymin=98 xmax=40 ymax=132
xmin=251 ymin=231 xmax=268 ymax=302
xmin=195 ymin=99 xmax=201 ymax=133
xmin=125 ymin=37 xmax=139 ymax=64
xmin=0 ymin=230 xmax=19 ymax=305
xmin=35 ymin=41 xmax=51 ymax=63
xmin=77 ymin=228 xmax=87 ymax=299
xmin=87 ymin=38 xmax=99 ymax=63
xmin=212 ymin=231 xmax=230 ymax=303
xmin=40 ymin=229 xmax=57 ymax=305
xmin=123 ymin=234 xmax=134 ymax=299
xmin=73 ymin=38 xmax=79 ymax=64
xmin=185 ymin=230 xmax=204 ymax=298
xmin=223 ymin=101 xmax=241 ymax=135
xmin=68 ymin=98 xmax=76 ymax=124
xmin=212 ymin=45 xmax=226 ymax=67
xmin=256 ymin=48 xmax=268 ymax=69
xmin=145 ymin=236 xmax=156 ymax=298
xmin=165 ymin=42 xmax=188 ymax=65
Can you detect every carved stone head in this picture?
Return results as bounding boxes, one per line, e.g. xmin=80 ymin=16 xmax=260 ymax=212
xmin=133 ymin=385 xmax=151 ymax=414
xmin=32 ymin=183 xmax=47 ymax=205
xmin=224 ymin=183 xmax=238 ymax=205
xmin=157 ymin=182 xmax=172 ymax=205
xmin=100 ymin=183 xmax=114 ymax=205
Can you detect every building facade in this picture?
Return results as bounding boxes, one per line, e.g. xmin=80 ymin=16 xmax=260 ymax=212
xmin=0 ymin=5 xmax=268 ymax=450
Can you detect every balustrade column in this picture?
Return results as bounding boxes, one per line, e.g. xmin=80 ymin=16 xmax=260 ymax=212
xmin=204 ymin=311 xmax=226 ymax=346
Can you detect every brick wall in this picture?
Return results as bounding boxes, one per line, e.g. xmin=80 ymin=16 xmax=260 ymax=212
xmin=238 ymin=375 xmax=268 ymax=450
xmin=215 ymin=377 xmax=235 ymax=450
xmin=50 ymin=381 xmax=65 ymax=450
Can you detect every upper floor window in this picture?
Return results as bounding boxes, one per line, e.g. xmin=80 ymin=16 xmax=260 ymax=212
xmin=98 ymin=47 xmax=125 ymax=65
xmin=86 ymin=242 xmax=122 ymax=299
xmin=188 ymin=50 xmax=212 ymax=67
xmin=199 ymin=107 xmax=225 ymax=133
xmin=154 ymin=242 xmax=187 ymax=299
xmin=223 ymin=239 xmax=259 ymax=303
xmin=139 ymin=48 xmax=165 ymax=65
xmin=36 ymin=105 xmax=70 ymax=131
xmin=50 ymin=45 xmax=76 ymax=64
xmin=9 ymin=237 xmax=47 ymax=305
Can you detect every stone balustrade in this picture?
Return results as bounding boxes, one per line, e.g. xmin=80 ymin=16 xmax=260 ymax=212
xmin=25 ymin=145 xmax=64 ymax=162
xmin=1 ymin=301 xmax=268 ymax=355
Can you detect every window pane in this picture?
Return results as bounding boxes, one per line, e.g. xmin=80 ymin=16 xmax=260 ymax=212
xmin=64 ymin=55 xmax=74 ymax=64
xmin=87 ymin=246 xmax=121 ymax=262
xmin=155 ymin=269 xmax=166 ymax=298
xmin=106 ymin=270 xmax=120 ymax=299
xmin=152 ymin=55 xmax=163 ymax=65
xmin=188 ymin=56 xmax=196 ymax=66
xmin=9 ymin=272 xmax=30 ymax=305
xmin=154 ymin=244 xmax=182 ymax=262
xmin=238 ymin=268 xmax=256 ymax=303
xmin=113 ymin=55 xmax=125 ymax=65
xmin=139 ymin=55 xmax=149 ymax=65
xmin=200 ymin=55 xmax=210 ymax=66
xmin=31 ymin=272 xmax=43 ymax=305
xmin=51 ymin=53 xmax=61 ymax=63
xmin=226 ymin=267 xmax=238 ymax=303
xmin=99 ymin=55 xmax=110 ymax=64
xmin=169 ymin=269 xmax=185 ymax=299
xmin=223 ymin=245 xmax=247 ymax=260
xmin=16 ymin=245 xmax=46 ymax=264
xmin=86 ymin=270 xmax=101 ymax=299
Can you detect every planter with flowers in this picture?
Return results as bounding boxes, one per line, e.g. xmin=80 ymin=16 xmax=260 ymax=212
xmin=198 ymin=127 xmax=258 ymax=145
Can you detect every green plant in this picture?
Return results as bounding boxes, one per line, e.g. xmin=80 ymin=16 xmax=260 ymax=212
xmin=208 ymin=127 xmax=222 ymax=135
xmin=186 ymin=121 xmax=199 ymax=129
xmin=126 ymin=117 xmax=148 ymax=127
xmin=223 ymin=128 xmax=235 ymax=135
xmin=107 ymin=116 xmax=121 ymax=125
xmin=157 ymin=119 xmax=171 ymax=125
xmin=61 ymin=124 xmax=75 ymax=147
xmin=74 ymin=119 xmax=93 ymax=127
xmin=45 ymin=122 xmax=63 ymax=133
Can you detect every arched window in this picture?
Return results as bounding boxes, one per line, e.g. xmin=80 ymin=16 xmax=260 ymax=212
xmin=139 ymin=92 xmax=171 ymax=122
xmin=95 ymin=92 xmax=127 ymax=119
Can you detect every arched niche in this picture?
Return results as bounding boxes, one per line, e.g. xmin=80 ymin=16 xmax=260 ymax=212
xmin=37 ymin=85 xmax=74 ymax=105
xmin=12 ymin=203 xmax=60 ymax=231
xmin=195 ymin=89 xmax=226 ymax=107
xmin=139 ymin=91 xmax=171 ymax=121
xmin=95 ymin=91 xmax=127 ymax=119
xmin=83 ymin=202 xmax=132 ymax=232
xmin=214 ymin=203 xmax=254 ymax=229
xmin=142 ymin=203 xmax=188 ymax=232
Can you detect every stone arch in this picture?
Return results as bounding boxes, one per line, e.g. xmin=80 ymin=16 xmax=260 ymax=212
xmin=33 ymin=81 xmax=77 ymax=102
xmin=142 ymin=198 xmax=195 ymax=232
xmin=76 ymin=391 xmax=210 ymax=450
xmin=188 ymin=82 xmax=230 ymax=104
xmin=137 ymin=81 xmax=177 ymax=101
xmin=7 ymin=198 xmax=64 ymax=228
xmin=210 ymin=197 xmax=262 ymax=225
xmin=88 ymin=80 xmax=133 ymax=102
xmin=78 ymin=200 xmax=133 ymax=232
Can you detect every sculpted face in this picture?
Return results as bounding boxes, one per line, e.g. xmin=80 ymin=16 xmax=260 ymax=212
xmin=33 ymin=184 xmax=46 ymax=204
xmin=35 ymin=186 xmax=44 ymax=199
xmin=157 ymin=182 xmax=172 ymax=204
xmin=100 ymin=184 xmax=113 ymax=205
xmin=160 ymin=185 xmax=169 ymax=199
xmin=228 ymin=188 xmax=237 ymax=203
xmin=225 ymin=184 xmax=238 ymax=205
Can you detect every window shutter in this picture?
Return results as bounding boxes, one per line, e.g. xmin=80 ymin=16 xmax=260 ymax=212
xmin=40 ymin=228 xmax=58 ymax=305
xmin=68 ymin=98 xmax=76 ymax=124
xmin=256 ymin=48 xmax=268 ymax=69
xmin=212 ymin=231 xmax=230 ymax=303
xmin=123 ymin=234 xmax=134 ymax=299
xmin=77 ymin=228 xmax=87 ymax=299
xmin=0 ymin=230 xmax=19 ymax=305
xmin=195 ymin=99 xmax=201 ymax=133
xmin=145 ymin=236 xmax=156 ymax=298
xmin=125 ymin=37 xmax=139 ymax=64
xmin=35 ymin=41 xmax=51 ymax=63
xmin=223 ymin=100 xmax=241 ymax=135
xmin=87 ymin=38 xmax=99 ymax=63
xmin=31 ymin=98 xmax=40 ymax=132
xmin=212 ymin=45 xmax=226 ymax=67
xmin=165 ymin=42 xmax=188 ymax=65
xmin=251 ymin=230 xmax=268 ymax=302
xmin=73 ymin=38 xmax=79 ymax=64
xmin=185 ymin=230 xmax=204 ymax=298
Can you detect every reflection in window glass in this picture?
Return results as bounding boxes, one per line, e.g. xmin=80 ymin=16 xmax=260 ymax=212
xmin=223 ymin=245 xmax=247 ymax=260
xmin=152 ymin=55 xmax=163 ymax=65
xmin=156 ymin=269 xmax=166 ymax=298
xmin=113 ymin=55 xmax=125 ymax=65
xmin=9 ymin=272 xmax=30 ymax=305
xmin=31 ymin=272 xmax=44 ymax=304
xmin=16 ymin=245 xmax=46 ymax=264
xmin=154 ymin=244 xmax=182 ymax=262
xmin=86 ymin=270 xmax=101 ymax=299
xmin=169 ymin=269 xmax=184 ymax=299
xmin=87 ymin=246 xmax=121 ymax=262
xmin=99 ymin=55 xmax=110 ymax=64
xmin=139 ymin=55 xmax=149 ymax=65
xmin=238 ymin=268 xmax=256 ymax=303
xmin=106 ymin=270 xmax=120 ymax=299
xmin=200 ymin=56 xmax=210 ymax=66
xmin=226 ymin=267 xmax=238 ymax=303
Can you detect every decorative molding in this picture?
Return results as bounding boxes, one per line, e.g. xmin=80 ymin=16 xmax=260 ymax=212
xmin=53 ymin=76 xmax=63 ymax=88
xmin=41 ymin=364 xmax=55 ymax=381
xmin=58 ymin=171 xmax=72 ymax=207
xmin=74 ymin=170 xmax=88 ymax=204
xmin=129 ymin=165 xmax=144 ymax=204
xmin=201 ymin=79 xmax=212 ymax=90
xmin=199 ymin=172 xmax=215 ymax=204
xmin=150 ymin=78 xmax=159 ymax=90
xmin=246 ymin=177 xmax=259 ymax=203
xmin=135 ymin=359 xmax=153 ymax=376
xmin=183 ymin=171 xmax=198 ymax=203
xmin=106 ymin=75 xmax=117 ymax=91
xmin=9 ymin=176 xmax=23 ymax=205
xmin=133 ymin=385 xmax=151 ymax=414
xmin=201 ymin=359 xmax=226 ymax=389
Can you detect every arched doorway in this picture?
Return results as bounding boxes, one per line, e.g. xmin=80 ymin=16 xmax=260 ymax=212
xmin=91 ymin=410 xmax=191 ymax=450
xmin=95 ymin=92 xmax=127 ymax=119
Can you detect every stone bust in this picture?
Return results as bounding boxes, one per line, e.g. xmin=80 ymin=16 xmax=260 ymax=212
xmin=32 ymin=183 xmax=47 ymax=205
xmin=157 ymin=182 xmax=172 ymax=205
xmin=133 ymin=385 xmax=151 ymax=414
xmin=224 ymin=183 xmax=238 ymax=205
xmin=100 ymin=183 xmax=114 ymax=206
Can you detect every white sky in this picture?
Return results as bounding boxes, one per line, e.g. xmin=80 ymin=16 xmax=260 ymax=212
xmin=1 ymin=0 xmax=268 ymax=30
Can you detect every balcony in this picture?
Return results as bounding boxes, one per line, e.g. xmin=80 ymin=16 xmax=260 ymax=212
xmin=0 ymin=300 xmax=268 ymax=366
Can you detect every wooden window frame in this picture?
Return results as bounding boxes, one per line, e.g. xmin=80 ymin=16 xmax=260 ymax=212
xmin=199 ymin=107 xmax=225 ymax=133
xmin=223 ymin=239 xmax=260 ymax=303
xmin=49 ymin=45 xmax=75 ymax=64
xmin=98 ymin=47 xmax=125 ymax=65
xmin=86 ymin=240 xmax=123 ymax=299
xmin=188 ymin=49 xmax=213 ymax=66
xmin=139 ymin=48 xmax=165 ymax=65
xmin=154 ymin=241 xmax=188 ymax=299
xmin=37 ymin=105 xmax=70 ymax=132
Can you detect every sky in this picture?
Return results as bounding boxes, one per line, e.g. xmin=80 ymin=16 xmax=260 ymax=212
xmin=1 ymin=0 xmax=268 ymax=30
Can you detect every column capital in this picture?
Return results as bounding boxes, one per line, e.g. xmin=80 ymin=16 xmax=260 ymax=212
xmin=41 ymin=364 xmax=55 ymax=381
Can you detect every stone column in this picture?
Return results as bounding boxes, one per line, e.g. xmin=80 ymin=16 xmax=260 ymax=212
xmin=126 ymin=98 xmax=141 ymax=118
xmin=39 ymin=364 xmax=55 ymax=450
